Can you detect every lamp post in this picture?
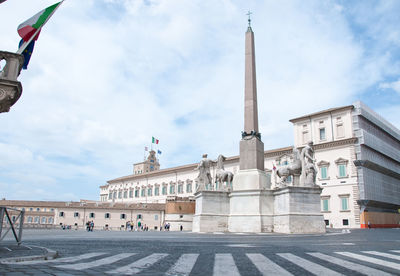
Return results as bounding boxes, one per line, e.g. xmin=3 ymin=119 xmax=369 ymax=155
xmin=0 ymin=51 xmax=23 ymax=113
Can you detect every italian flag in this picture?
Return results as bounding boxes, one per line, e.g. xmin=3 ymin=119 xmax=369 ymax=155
xmin=17 ymin=1 xmax=63 ymax=42
xmin=152 ymin=137 xmax=159 ymax=144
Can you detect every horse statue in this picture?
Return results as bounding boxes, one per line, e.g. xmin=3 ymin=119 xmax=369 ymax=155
xmin=276 ymin=147 xmax=302 ymax=184
xmin=215 ymin=154 xmax=234 ymax=191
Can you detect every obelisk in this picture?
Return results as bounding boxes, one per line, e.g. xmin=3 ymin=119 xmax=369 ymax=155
xmin=239 ymin=17 xmax=264 ymax=172
xmin=228 ymin=14 xmax=272 ymax=233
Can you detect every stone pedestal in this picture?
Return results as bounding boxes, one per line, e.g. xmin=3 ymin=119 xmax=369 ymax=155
xmin=0 ymin=51 xmax=23 ymax=113
xmin=192 ymin=191 xmax=229 ymax=232
xmin=273 ymin=186 xmax=326 ymax=233
xmin=239 ymin=137 xmax=264 ymax=171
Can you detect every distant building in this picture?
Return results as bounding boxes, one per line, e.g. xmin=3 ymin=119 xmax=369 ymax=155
xmin=101 ymin=102 xmax=400 ymax=229
xmin=0 ymin=198 xmax=194 ymax=231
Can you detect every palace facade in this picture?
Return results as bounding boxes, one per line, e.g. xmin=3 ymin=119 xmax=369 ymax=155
xmin=101 ymin=101 xmax=400 ymax=229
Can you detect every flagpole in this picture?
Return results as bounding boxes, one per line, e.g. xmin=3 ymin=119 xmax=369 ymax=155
xmin=16 ymin=0 xmax=64 ymax=55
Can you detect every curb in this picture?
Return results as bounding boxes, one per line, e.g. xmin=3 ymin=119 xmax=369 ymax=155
xmin=0 ymin=245 xmax=58 ymax=264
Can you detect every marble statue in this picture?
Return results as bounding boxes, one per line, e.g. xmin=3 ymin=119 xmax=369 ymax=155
xmin=300 ymin=141 xmax=317 ymax=187
xmin=215 ymin=154 xmax=234 ymax=191
xmin=276 ymin=147 xmax=301 ymax=186
xmin=195 ymin=154 xmax=215 ymax=192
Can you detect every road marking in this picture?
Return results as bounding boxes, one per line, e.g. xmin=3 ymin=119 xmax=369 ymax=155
xmin=165 ymin=254 xmax=198 ymax=276
xmin=226 ymin=244 xmax=257 ymax=248
xmin=362 ymin=251 xmax=400 ymax=261
xmin=5 ymin=252 xmax=107 ymax=265
xmin=390 ymin=250 xmax=400 ymax=253
xmin=246 ymin=253 xmax=292 ymax=276
xmin=214 ymin=254 xmax=240 ymax=276
xmin=336 ymin=252 xmax=400 ymax=270
xmin=277 ymin=253 xmax=343 ymax=276
xmin=107 ymin=253 xmax=168 ymax=274
xmin=21 ymin=245 xmax=32 ymax=250
xmin=55 ymin=253 xmax=135 ymax=270
xmin=308 ymin=252 xmax=392 ymax=276
xmin=3 ymin=247 xmax=12 ymax=252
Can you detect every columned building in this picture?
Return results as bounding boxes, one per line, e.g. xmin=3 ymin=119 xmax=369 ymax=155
xmin=101 ymin=102 xmax=400 ymax=229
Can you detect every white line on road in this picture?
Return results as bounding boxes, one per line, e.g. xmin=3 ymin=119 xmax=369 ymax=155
xmin=308 ymin=252 xmax=392 ymax=276
xmin=246 ymin=253 xmax=292 ymax=276
xmin=390 ymin=250 xmax=400 ymax=253
xmin=336 ymin=252 xmax=400 ymax=271
xmin=363 ymin=251 xmax=400 ymax=261
xmin=277 ymin=253 xmax=344 ymax=276
xmin=4 ymin=252 xmax=107 ymax=265
xmin=165 ymin=254 xmax=199 ymax=276
xmin=107 ymin=253 xmax=168 ymax=274
xmin=3 ymin=247 xmax=11 ymax=252
xmin=55 ymin=253 xmax=135 ymax=270
xmin=214 ymin=254 xmax=240 ymax=276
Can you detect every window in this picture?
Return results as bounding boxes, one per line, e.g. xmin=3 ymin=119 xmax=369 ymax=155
xmin=147 ymin=188 xmax=152 ymax=196
xmin=105 ymin=213 xmax=111 ymax=219
xmin=124 ymin=191 xmax=128 ymax=198
xmin=22 ymin=208 xmax=25 ymax=211
xmin=12 ymin=216 xmax=16 ymax=222
xmin=162 ymin=186 xmax=167 ymax=195
xmin=108 ymin=193 xmax=112 ymax=200
xmin=341 ymin=196 xmax=349 ymax=211
xmin=129 ymin=190 xmax=133 ymax=198
xmin=36 ymin=208 xmax=40 ymax=211
xmin=150 ymin=159 xmax=154 ymax=163
xmin=27 ymin=216 xmax=33 ymax=223
xmin=169 ymin=185 xmax=175 ymax=194
xmin=41 ymin=217 xmax=47 ymax=224
xmin=186 ymin=183 xmax=192 ymax=193
xmin=29 ymin=207 xmax=33 ymax=211
xmin=118 ymin=191 xmax=122 ymax=199
xmin=320 ymin=167 xmax=328 ymax=179
xmin=74 ymin=212 xmax=79 ymax=218
xmin=59 ymin=212 xmax=65 ymax=217
xmin=155 ymin=215 xmax=158 ymax=220
xmin=50 ymin=208 xmax=54 ymax=212
xmin=321 ymin=198 xmax=329 ymax=212
xmin=137 ymin=214 xmax=142 ymax=219
xmin=120 ymin=214 xmax=126 ymax=219
xmin=324 ymin=219 xmax=329 ymax=226
xmin=180 ymin=215 xmax=184 ymax=219
xmin=89 ymin=213 xmax=95 ymax=218
xmin=319 ymin=128 xmax=326 ymax=140
xmin=338 ymin=164 xmax=346 ymax=177
xmin=135 ymin=190 xmax=139 ymax=198
xmin=178 ymin=184 xmax=183 ymax=194
xmin=48 ymin=217 xmax=53 ymax=224
xmin=141 ymin=189 xmax=145 ymax=197
xmin=154 ymin=186 xmax=159 ymax=196
xmin=343 ymin=219 xmax=349 ymax=226
xmin=113 ymin=191 xmax=117 ymax=199
xmin=34 ymin=216 xmax=39 ymax=223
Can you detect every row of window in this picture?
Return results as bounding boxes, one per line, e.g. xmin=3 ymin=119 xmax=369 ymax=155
xmin=302 ymin=117 xmax=345 ymax=144
xmin=108 ymin=183 xmax=194 ymax=200
xmin=26 ymin=216 xmax=54 ymax=224
xmin=319 ymin=163 xmax=347 ymax=180
xmin=321 ymin=196 xmax=349 ymax=212
xmin=13 ymin=207 xmax=55 ymax=212
xmin=59 ymin=212 xmax=157 ymax=220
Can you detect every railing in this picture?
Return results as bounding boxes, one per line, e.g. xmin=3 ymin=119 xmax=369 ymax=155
xmin=0 ymin=206 xmax=25 ymax=245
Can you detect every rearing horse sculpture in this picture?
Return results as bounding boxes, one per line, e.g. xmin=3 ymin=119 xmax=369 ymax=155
xmin=215 ymin=154 xmax=234 ymax=190
xmin=276 ymin=148 xmax=301 ymax=183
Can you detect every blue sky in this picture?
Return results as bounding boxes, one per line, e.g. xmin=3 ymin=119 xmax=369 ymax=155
xmin=1 ymin=0 xmax=400 ymax=201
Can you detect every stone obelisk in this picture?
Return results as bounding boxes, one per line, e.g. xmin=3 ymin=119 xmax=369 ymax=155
xmin=228 ymin=16 xmax=272 ymax=233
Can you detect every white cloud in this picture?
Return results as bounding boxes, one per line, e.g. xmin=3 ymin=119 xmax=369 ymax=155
xmin=0 ymin=0 xmax=400 ymax=200
xmin=379 ymin=79 xmax=400 ymax=93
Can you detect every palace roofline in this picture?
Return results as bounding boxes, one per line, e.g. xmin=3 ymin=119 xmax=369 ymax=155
xmin=289 ymin=105 xmax=354 ymax=123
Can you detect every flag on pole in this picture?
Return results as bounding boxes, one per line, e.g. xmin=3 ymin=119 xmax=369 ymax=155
xmin=17 ymin=1 xmax=63 ymax=42
xmin=18 ymin=39 xmax=35 ymax=69
xmin=144 ymin=146 xmax=148 ymax=151
xmin=157 ymin=150 xmax=162 ymax=155
xmin=152 ymin=137 xmax=159 ymax=144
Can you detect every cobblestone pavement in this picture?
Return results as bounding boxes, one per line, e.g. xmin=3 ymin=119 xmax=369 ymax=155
xmin=1 ymin=228 xmax=400 ymax=275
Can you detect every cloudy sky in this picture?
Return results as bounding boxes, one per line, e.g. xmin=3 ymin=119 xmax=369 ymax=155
xmin=1 ymin=0 xmax=400 ymax=201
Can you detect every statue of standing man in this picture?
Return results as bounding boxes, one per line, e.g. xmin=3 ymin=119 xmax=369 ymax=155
xmin=300 ymin=141 xmax=317 ymax=186
xmin=195 ymin=154 xmax=215 ymax=192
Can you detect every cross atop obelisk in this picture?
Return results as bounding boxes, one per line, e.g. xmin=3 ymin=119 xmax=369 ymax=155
xmin=239 ymin=14 xmax=264 ymax=171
